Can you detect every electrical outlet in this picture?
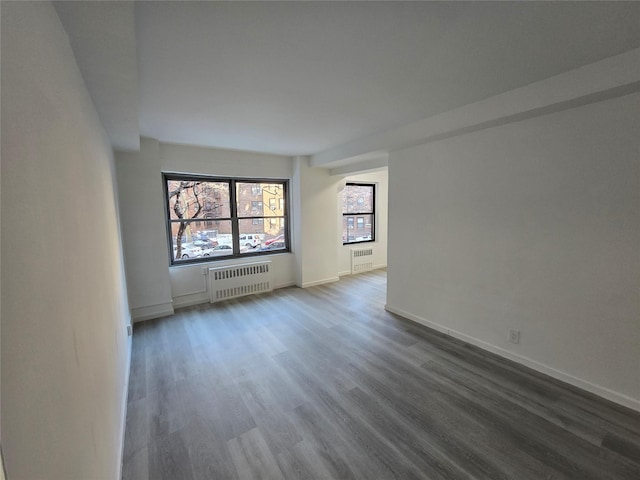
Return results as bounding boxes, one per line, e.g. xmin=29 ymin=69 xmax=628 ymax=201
xmin=509 ymin=329 xmax=520 ymax=344
xmin=126 ymin=325 xmax=133 ymax=336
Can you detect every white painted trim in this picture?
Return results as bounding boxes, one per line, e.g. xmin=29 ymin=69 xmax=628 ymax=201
xmin=117 ymin=320 xmax=132 ymax=480
xmin=172 ymin=293 xmax=209 ymax=310
xmin=301 ymin=276 xmax=340 ymax=288
xmin=384 ymin=304 xmax=640 ymax=413
xmin=173 ymin=287 xmax=207 ymax=297
xmin=338 ymin=270 xmax=352 ymax=277
xmin=131 ymin=302 xmax=174 ymax=322
xmin=0 ymin=445 xmax=5 ymax=480
xmin=274 ymin=281 xmax=297 ymax=289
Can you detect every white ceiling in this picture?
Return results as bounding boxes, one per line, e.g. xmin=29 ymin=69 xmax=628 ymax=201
xmin=59 ymin=1 xmax=640 ymax=157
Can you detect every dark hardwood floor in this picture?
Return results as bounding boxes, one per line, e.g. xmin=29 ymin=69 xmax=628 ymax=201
xmin=122 ymin=269 xmax=640 ymax=479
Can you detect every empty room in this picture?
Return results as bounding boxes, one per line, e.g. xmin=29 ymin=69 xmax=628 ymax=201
xmin=1 ymin=1 xmax=639 ymax=479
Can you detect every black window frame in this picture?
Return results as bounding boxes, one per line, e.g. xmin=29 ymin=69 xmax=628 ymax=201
xmin=342 ymin=182 xmax=375 ymax=245
xmin=163 ymin=173 xmax=290 ymax=265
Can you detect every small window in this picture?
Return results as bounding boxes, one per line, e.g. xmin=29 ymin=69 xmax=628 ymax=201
xmin=251 ymin=201 xmax=263 ymax=214
xmin=342 ymin=183 xmax=375 ymax=244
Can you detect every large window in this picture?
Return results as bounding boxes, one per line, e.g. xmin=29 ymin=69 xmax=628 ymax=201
xmin=164 ymin=174 xmax=289 ymax=264
xmin=342 ymin=183 xmax=375 ymax=244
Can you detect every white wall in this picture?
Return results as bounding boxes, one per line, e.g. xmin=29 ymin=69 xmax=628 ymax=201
xmin=337 ymin=170 xmax=388 ymax=275
xmin=116 ymin=138 xmax=174 ymax=320
xmin=116 ymin=143 xmax=350 ymax=317
xmin=293 ymin=157 xmax=340 ymax=287
xmin=160 ymin=142 xmax=293 ymax=179
xmin=161 ymin=142 xmax=297 ymax=307
xmin=116 ymin=141 xmax=297 ymax=315
xmin=386 ymin=93 xmax=640 ymax=410
xmin=1 ymin=2 xmax=131 ymax=479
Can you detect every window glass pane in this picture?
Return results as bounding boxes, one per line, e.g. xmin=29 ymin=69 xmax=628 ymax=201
xmin=168 ymin=180 xmax=230 ymax=220
xmin=237 ymin=182 xmax=285 ymax=217
xmin=238 ymin=218 xmax=287 ymax=254
xmin=238 ymin=218 xmax=265 ymax=254
xmin=342 ymin=214 xmax=373 ymax=243
xmin=263 ymin=222 xmax=287 ymax=252
xmin=343 ymin=184 xmax=373 ymax=213
xmin=170 ymin=220 xmax=232 ymax=262
xmin=165 ymin=176 xmax=289 ymax=264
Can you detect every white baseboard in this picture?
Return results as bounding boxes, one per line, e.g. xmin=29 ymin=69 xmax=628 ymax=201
xmin=301 ymin=276 xmax=340 ymax=288
xmin=384 ymin=304 xmax=640 ymax=413
xmin=338 ymin=270 xmax=351 ymax=277
xmin=118 ymin=319 xmax=133 ymax=480
xmin=172 ymin=292 xmax=209 ymax=310
xmin=131 ymin=302 xmax=174 ymax=323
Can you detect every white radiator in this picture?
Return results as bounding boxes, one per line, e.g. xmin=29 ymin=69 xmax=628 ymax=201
xmin=351 ymin=247 xmax=374 ymax=274
xmin=208 ymin=260 xmax=273 ymax=303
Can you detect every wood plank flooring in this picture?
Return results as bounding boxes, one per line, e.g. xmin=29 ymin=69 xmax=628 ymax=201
xmin=122 ymin=269 xmax=640 ymax=479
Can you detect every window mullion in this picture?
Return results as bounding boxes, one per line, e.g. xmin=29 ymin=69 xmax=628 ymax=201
xmin=229 ymin=180 xmax=240 ymax=255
